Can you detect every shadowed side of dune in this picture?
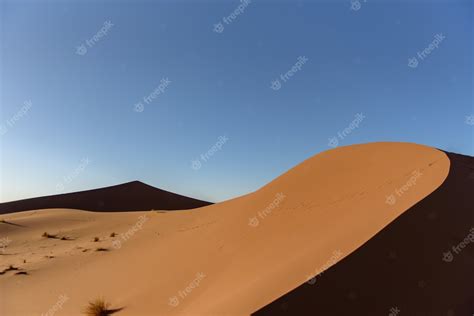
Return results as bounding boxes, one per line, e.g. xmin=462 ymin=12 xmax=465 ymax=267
xmin=254 ymin=152 xmax=474 ymax=316
xmin=0 ymin=142 xmax=453 ymax=315
xmin=0 ymin=181 xmax=212 ymax=214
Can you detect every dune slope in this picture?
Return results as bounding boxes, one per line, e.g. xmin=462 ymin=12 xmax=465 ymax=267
xmin=0 ymin=143 xmax=450 ymax=315
xmin=254 ymin=151 xmax=473 ymax=316
xmin=0 ymin=181 xmax=211 ymax=214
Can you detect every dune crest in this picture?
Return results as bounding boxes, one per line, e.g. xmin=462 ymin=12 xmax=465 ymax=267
xmin=1 ymin=142 xmax=450 ymax=315
xmin=0 ymin=180 xmax=211 ymax=214
xmin=255 ymin=151 xmax=473 ymax=315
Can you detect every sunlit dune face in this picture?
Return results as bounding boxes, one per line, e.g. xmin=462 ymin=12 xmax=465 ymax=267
xmin=1 ymin=143 xmax=450 ymax=316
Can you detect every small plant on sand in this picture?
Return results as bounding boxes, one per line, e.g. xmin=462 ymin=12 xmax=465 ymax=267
xmin=42 ymin=232 xmax=57 ymax=239
xmin=93 ymin=237 xmax=99 ymax=242
xmin=83 ymin=298 xmax=111 ymax=316
xmin=110 ymin=232 xmax=116 ymax=237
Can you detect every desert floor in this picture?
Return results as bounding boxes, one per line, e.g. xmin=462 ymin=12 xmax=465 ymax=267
xmin=0 ymin=142 xmax=450 ymax=315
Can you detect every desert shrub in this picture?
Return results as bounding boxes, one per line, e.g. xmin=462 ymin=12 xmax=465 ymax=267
xmin=83 ymin=298 xmax=111 ymax=316
xmin=42 ymin=232 xmax=57 ymax=239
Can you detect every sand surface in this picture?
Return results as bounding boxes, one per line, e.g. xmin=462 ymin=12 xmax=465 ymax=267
xmin=256 ymin=151 xmax=472 ymax=316
xmin=0 ymin=142 xmax=450 ymax=315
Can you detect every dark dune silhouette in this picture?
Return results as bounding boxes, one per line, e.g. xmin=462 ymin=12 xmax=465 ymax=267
xmin=0 ymin=181 xmax=211 ymax=214
xmin=254 ymin=151 xmax=474 ymax=316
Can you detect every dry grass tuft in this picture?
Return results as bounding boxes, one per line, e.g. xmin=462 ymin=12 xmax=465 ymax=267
xmin=42 ymin=232 xmax=57 ymax=239
xmin=83 ymin=298 xmax=111 ymax=316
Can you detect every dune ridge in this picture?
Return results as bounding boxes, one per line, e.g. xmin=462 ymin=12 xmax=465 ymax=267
xmin=0 ymin=142 xmax=450 ymax=315
xmin=0 ymin=180 xmax=211 ymax=214
xmin=255 ymin=151 xmax=473 ymax=316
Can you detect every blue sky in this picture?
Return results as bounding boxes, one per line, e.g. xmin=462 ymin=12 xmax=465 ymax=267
xmin=0 ymin=0 xmax=472 ymax=203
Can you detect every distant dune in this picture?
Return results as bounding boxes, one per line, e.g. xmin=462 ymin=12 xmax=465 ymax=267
xmin=0 ymin=143 xmax=455 ymax=315
xmin=0 ymin=181 xmax=211 ymax=214
xmin=255 ymin=151 xmax=473 ymax=316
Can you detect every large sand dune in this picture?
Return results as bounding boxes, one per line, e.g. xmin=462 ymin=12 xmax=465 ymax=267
xmin=0 ymin=181 xmax=211 ymax=214
xmin=255 ymin=151 xmax=473 ymax=316
xmin=0 ymin=142 xmax=450 ymax=315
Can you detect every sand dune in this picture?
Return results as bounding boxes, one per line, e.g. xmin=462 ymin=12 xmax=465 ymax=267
xmin=0 ymin=181 xmax=211 ymax=214
xmin=255 ymin=151 xmax=473 ymax=316
xmin=0 ymin=142 xmax=450 ymax=315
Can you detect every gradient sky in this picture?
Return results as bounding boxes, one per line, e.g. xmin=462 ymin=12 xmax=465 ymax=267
xmin=0 ymin=0 xmax=472 ymax=203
